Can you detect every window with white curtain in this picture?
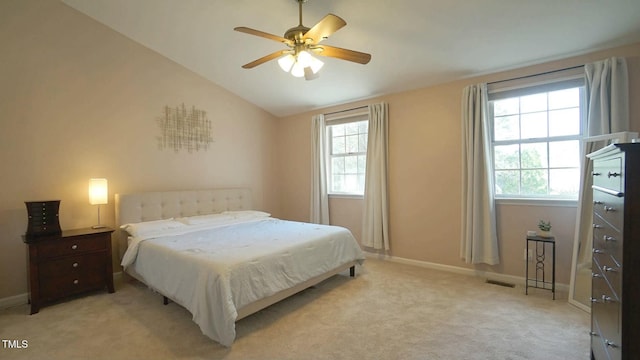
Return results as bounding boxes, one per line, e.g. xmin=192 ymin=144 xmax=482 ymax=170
xmin=326 ymin=113 xmax=369 ymax=195
xmin=488 ymin=68 xmax=585 ymax=199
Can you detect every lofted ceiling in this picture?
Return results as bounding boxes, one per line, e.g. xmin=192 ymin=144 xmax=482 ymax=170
xmin=61 ymin=0 xmax=640 ymax=117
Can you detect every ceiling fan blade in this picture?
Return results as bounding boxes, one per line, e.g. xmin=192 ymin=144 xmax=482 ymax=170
xmin=314 ymin=45 xmax=371 ymax=64
xmin=234 ymin=27 xmax=293 ymax=46
xmin=241 ymin=50 xmax=288 ymax=69
xmin=303 ymin=14 xmax=346 ymax=44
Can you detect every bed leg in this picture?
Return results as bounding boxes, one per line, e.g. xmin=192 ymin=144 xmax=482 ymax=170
xmin=350 ymin=265 xmax=355 ymax=277
xmin=163 ymin=296 xmax=169 ymax=305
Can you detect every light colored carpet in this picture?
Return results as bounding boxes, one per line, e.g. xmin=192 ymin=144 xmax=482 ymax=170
xmin=0 ymin=258 xmax=589 ymax=360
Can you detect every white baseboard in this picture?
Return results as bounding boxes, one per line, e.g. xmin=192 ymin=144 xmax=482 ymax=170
xmin=364 ymin=251 xmax=569 ymax=293
xmin=0 ymin=293 xmax=29 ymax=310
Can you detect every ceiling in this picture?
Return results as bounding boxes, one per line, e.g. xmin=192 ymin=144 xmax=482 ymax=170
xmin=61 ymin=0 xmax=640 ymax=117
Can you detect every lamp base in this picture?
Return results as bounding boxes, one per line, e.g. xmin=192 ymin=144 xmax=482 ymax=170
xmin=91 ymin=224 xmax=106 ymax=229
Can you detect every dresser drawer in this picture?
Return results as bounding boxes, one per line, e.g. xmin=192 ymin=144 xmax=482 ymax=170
xmin=39 ymin=263 xmax=108 ymax=300
xmin=592 ymin=255 xmax=621 ymax=298
xmin=592 ymin=275 xmax=621 ymax=352
xmin=593 ymin=157 xmax=623 ymax=193
xmin=593 ymin=190 xmax=624 ymax=233
xmin=38 ymin=252 xmax=106 ymax=279
xmin=593 ymin=214 xmax=623 ymax=262
xmin=36 ymin=234 xmax=107 ymax=260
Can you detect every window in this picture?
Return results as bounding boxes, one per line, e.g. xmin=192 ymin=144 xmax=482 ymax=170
xmin=327 ymin=117 xmax=368 ymax=195
xmin=489 ymin=73 xmax=585 ymax=199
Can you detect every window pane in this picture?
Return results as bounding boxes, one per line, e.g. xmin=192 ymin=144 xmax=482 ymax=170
xmin=521 ymin=143 xmax=548 ymax=169
xmin=332 ymin=175 xmax=344 ymax=192
xmin=520 ymin=112 xmax=547 ymax=139
xmin=359 ymin=134 xmax=368 ymax=152
xmin=549 ymin=88 xmax=579 ymax=110
xmin=550 ymin=168 xmax=579 ymax=195
xmin=494 ymin=144 xmax=520 ymax=170
xmin=357 ymin=175 xmax=366 ymax=194
xmin=332 ymin=136 xmax=345 ymax=155
xmin=331 ymin=124 xmax=345 ymax=136
xmin=346 ymin=135 xmax=359 ymax=153
xmin=344 ymin=174 xmax=358 ymax=192
xmin=521 ymin=169 xmax=548 ymax=195
xmin=331 ymin=157 xmax=344 ymax=174
xmin=358 ymin=121 xmax=368 ymax=133
xmin=494 ymin=115 xmax=519 ymax=141
xmin=521 ymin=93 xmax=547 ymax=113
xmin=494 ymin=98 xmax=519 ymax=116
xmin=345 ymin=123 xmax=359 ymax=135
xmin=358 ymin=155 xmax=366 ymax=172
xmin=549 ymin=140 xmax=579 ymax=168
xmin=345 ymin=155 xmax=358 ymax=174
xmin=495 ymin=170 xmax=519 ymax=195
xmin=549 ymin=108 xmax=580 ymax=137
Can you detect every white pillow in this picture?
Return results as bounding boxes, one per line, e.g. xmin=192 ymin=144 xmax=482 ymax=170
xmin=120 ymin=218 xmax=186 ymax=237
xmin=178 ymin=213 xmax=233 ymax=225
xmin=222 ymin=210 xmax=271 ymax=219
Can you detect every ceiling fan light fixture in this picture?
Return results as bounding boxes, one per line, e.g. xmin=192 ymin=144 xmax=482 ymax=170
xmin=278 ymin=54 xmax=296 ymax=72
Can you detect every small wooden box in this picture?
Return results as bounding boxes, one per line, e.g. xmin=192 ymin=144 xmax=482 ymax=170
xmin=25 ymin=200 xmax=61 ymax=237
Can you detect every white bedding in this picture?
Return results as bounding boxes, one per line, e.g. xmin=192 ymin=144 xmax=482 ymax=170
xmin=121 ymin=216 xmax=365 ymax=346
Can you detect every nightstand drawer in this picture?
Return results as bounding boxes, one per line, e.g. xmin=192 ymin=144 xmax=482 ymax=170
xmin=37 ymin=235 xmax=107 ymax=259
xmin=39 ymin=253 xmax=106 ymax=279
xmin=39 ymin=269 xmax=108 ymax=300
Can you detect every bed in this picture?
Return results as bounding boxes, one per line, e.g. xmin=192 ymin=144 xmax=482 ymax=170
xmin=115 ymin=188 xmax=365 ymax=347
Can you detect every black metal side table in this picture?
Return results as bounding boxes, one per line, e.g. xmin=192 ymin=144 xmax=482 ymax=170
xmin=525 ymin=235 xmax=556 ymax=300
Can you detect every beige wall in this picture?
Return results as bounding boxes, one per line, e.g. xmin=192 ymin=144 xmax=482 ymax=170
xmin=276 ymin=42 xmax=640 ymax=286
xmin=0 ymin=1 xmax=280 ymax=299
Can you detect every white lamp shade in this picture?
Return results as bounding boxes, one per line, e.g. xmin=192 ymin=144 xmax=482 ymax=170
xmin=89 ymin=178 xmax=108 ymax=205
xmin=278 ymin=54 xmax=295 ymax=72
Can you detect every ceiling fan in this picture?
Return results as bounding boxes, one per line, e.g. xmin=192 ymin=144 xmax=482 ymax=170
xmin=234 ymin=0 xmax=371 ymax=80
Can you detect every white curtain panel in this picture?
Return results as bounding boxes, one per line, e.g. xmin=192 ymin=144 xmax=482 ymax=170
xmin=574 ymin=57 xmax=629 ymax=271
xmin=361 ymin=102 xmax=390 ymax=250
xmin=585 ymin=57 xmax=629 ymax=135
xmin=461 ymin=84 xmax=500 ymax=265
xmin=310 ymin=114 xmax=330 ymax=224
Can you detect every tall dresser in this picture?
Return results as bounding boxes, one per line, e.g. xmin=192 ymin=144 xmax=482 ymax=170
xmin=587 ymin=143 xmax=640 ymax=360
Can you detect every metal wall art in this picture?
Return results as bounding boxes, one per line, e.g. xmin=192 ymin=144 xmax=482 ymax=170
xmin=157 ymin=104 xmax=213 ymax=152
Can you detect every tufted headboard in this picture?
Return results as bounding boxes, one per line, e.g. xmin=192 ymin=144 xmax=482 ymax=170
xmin=114 ymin=188 xmax=252 ymax=260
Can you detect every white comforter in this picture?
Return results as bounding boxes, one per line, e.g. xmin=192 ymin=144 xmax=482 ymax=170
xmin=121 ymin=217 xmax=365 ymax=346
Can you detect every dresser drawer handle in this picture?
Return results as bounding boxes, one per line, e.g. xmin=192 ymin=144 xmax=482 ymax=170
xmin=593 ymin=248 xmax=605 ymax=254
xmin=607 ymin=172 xmax=621 ymax=178
xmin=605 ymin=340 xmax=619 ymax=348
xmin=602 ymin=266 xmax=618 ymax=273
xmin=590 ymin=297 xmax=601 ymax=304
xmin=71 ymin=244 xmax=78 ymax=250
xmin=592 ymin=224 xmax=602 ymax=229
xmin=602 ymin=295 xmax=616 ymax=303
xmin=592 ymin=172 xmax=601 ymax=177
xmin=592 ymin=272 xmax=602 ymax=278
xmin=603 ymin=235 xmax=616 ymax=242
xmin=72 ymin=262 xmax=79 ymax=268
xmin=589 ymin=331 xmax=598 ymax=337
xmin=73 ymin=279 xmax=79 ymax=285
xmin=604 ymin=206 xmax=616 ymax=212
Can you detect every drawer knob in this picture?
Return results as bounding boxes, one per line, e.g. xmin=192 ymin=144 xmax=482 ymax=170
xmin=592 ymin=272 xmax=602 ymax=278
xmin=73 ymin=279 xmax=79 ymax=285
xmin=72 ymin=262 xmax=79 ymax=268
xmin=605 ymin=340 xmax=619 ymax=348
xmin=592 ymin=172 xmax=601 ymax=177
xmin=604 ymin=206 xmax=616 ymax=212
xmin=590 ymin=297 xmax=601 ymax=303
xmin=71 ymin=244 xmax=78 ymax=250
xmin=602 ymin=265 xmax=618 ymax=273
xmin=602 ymin=295 xmax=616 ymax=303
xmin=607 ymin=172 xmax=621 ymax=178
xmin=593 ymin=200 xmax=603 ymax=205
xmin=603 ymin=235 xmax=616 ymax=242
xmin=593 ymin=248 xmax=605 ymax=254
xmin=592 ymin=224 xmax=602 ymax=229
xmin=589 ymin=331 xmax=598 ymax=337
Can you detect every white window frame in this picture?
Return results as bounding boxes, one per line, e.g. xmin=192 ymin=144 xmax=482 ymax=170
xmin=487 ymin=68 xmax=586 ymax=201
xmin=325 ymin=110 xmax=369 ymax=197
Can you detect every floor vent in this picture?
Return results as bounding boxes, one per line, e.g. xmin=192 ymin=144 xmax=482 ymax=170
xmin=486 ymin=279 xmax=515 ymax=288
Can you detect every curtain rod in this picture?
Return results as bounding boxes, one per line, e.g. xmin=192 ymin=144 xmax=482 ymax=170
xmin=487 ymin=65 xmax=584 ymax=85
xmin=324 ymin=105 xmax=368 ymax=116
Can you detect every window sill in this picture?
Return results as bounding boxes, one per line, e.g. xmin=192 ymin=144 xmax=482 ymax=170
xmin=328 ymin=194 xmax=364 ymax=200
xmin=495 ymin=198 xmax=577 ymax=207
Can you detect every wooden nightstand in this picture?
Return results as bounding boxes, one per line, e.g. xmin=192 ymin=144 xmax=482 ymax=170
xmin=23 ymin=227 xmax=115 ymax=314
